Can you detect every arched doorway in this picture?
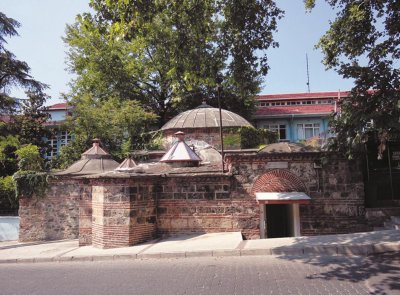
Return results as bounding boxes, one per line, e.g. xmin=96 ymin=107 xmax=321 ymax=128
xmin=252 ymin=169 xmax=310 ymax=239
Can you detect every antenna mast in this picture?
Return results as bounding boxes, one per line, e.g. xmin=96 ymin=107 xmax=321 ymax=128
xmin=306 ymin=53 xmax=310 ymax=93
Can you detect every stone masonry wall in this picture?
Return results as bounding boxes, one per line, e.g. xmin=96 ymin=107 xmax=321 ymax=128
xmin=157 ymin=175 xmax=260 ymax=239
xmin=227 ymin=153 xmax=369 ymax=236
xmin=91 ymin=179 xmax=157 ymax=248
xmin=19 ymin=178 xmax=81 ymax=242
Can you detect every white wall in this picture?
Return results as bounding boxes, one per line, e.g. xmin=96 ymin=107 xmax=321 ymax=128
xmin=0 ymin=217 xmax=19 ymax=241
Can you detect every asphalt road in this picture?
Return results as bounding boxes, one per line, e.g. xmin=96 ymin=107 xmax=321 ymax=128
xmin=0 ymin=253 xmax=399 ymax=295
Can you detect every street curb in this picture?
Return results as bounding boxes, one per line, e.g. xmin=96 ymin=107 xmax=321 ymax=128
xmin=1 ymin=242 xmax=399 ymax=264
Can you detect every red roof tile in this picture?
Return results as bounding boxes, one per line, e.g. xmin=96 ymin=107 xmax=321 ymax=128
xmin=257 ymin=91 xmax=350 ymax=101
xmin=47 ymin=103 xmax=70 ymax=110
xmin=255 ymin=105 xmax=338 ymax=117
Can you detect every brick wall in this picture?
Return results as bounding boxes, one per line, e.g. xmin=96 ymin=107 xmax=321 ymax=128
xmin=19 ymin=178 xmax=81 ymax=242
xmin=157 ymin=175 xmax=260 ymax=239
xmin=79 ymin=184 xmax=92 ymax=246
xmin=18 ymin=151 xmax=370 ymax=247
xmin=227 ymin=153 xmax=369 ymax=236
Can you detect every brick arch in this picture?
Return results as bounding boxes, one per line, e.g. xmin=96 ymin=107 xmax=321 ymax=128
xmin=251 ymin=169 xmax=307 ymax=196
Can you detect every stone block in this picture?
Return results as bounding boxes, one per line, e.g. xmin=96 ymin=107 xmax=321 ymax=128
xmin=270 ymin=247 xmax=304 ymax=256
xmin=303 ymin=245 xmax=338 ymax=255
xmin=173 ymin=193 xmax=187 ymax=200
xmin=213 ymin=250 xmax=241 ymax=257
xmin=160 ymin=252 xmax=186 ymax=258
xmin=337 ymin=244 xmax=374 ymax=256
xmin=137 ymin=253 xmax=161 ymax=259
xmin=171 ymin=218 xmax=188 ymax=229
xmin=240 ymin=249 xmax=272 ymax=256
xmin=185 ymin=251 xmax=213 ymax=258
xmin=373 ymin=242 xmax=400 ymax=254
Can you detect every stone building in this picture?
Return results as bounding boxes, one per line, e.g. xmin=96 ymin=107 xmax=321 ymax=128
xmin=19 ymin=123 xmax=371 ymax=248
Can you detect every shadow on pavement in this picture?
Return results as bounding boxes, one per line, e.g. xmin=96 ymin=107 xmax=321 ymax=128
xmin=0 ymin=239 xmax=77 ymax=251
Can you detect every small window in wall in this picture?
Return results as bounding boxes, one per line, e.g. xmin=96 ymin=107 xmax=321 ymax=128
xmin=264 ymin=124 xmax=287 ymax=140
xmin=297 ymin=123 xmax=320 ymax=140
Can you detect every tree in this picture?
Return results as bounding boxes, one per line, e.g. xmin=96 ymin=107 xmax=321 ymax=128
xmin=64 ymin=0 xmax=283 ymax=126
xmin=62 ymin=94 xmax=157 ymax=162
xmin=305 ymin=0 xmax=400 ymax=158
xmin=0 ymin=12 xmax=51 ymax=212
xmin=0 ymin=12 xmax=47 ymax=113
xmin=0 ymin=12 xmax=50 ymax=155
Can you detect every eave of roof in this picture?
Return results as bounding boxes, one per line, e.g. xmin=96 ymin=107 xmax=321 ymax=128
xmin=254 ymin=105 xmax=337 ymax=117
xmin=257 ymin=91 xmax=350 ymax=101
xmin=47 ymin=103 xmax=72 ymax=110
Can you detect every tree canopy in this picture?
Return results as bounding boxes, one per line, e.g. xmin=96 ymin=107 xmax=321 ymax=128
xmin=64 ymin=0 xmax=283 ymax=127
xmin=0 ymin=12 xmax=47 ymax=113
xmin=0 ymin=12 xmax=51 ymax=211
xmin=305 ymin=0 xmax=400 ymax=158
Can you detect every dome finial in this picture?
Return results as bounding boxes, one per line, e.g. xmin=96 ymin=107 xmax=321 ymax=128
xmin=174 ymin=131 xmax=185 ymax=141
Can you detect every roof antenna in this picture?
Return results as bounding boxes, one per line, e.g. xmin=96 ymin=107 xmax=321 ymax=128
xmin=306 ymin=53 xmax=311 ymax=93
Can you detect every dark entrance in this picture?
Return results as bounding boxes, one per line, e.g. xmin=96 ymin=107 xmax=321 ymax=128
xmin=266 ymin=204 xmax=290 ymax=238
xmin=365 ymin=141 xmax=400 ymax=207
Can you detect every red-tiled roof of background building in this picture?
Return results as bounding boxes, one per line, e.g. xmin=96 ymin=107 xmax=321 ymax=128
xmin=255 ymin=104 xmax=338 ymax=116
xmin=257 ymin=91 xmax=350 ymax=101
xmin=47 ymin=103 xmax=71 ymax=110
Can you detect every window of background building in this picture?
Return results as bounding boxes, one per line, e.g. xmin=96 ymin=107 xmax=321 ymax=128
xmin=264 ymin=124 xmax=287 ymax=140
xmin=297 ymin=123 xmax=320 ymax=140
xmin=46 ymin=131 xmax=71 ymax=158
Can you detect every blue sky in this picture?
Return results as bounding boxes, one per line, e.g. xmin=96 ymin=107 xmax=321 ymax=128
xmin=2 ymin=1 xmax=355 ymax=106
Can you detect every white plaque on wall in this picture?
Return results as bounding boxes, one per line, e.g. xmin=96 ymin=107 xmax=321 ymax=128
xmin=266 ymin=162 xmax=288 ymax=169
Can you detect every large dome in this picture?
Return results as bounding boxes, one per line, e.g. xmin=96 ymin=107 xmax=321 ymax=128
xmin=161 ymin=102 xmax=253 ymax=131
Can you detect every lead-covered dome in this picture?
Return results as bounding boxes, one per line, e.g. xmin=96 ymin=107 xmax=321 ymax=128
xmin=161 ymin=102 xmax=252 ymax=131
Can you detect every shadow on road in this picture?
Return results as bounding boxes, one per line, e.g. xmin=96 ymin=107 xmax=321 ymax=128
xmin=276 ymin=251 xmax=400 ymax=294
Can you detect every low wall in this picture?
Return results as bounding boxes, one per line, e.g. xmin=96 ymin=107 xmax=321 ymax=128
xmin=18 ymin=152 xmax=371 ymax=247
xmin=19 ymin=178 xmax=81 ymax=242
xmin=0 ymin=216 xmax=19 ymax=241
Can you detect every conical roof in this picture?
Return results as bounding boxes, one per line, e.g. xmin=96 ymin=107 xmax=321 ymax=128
xmin=115 ymin=158 xmax=137 ymax=171
xmin=160 ymin=131 xmax=201 ymax=163
xmin=161 ymin=102 xmax=252 ymax=130
xmin=55 ymin=139 xmax=119 ymax=176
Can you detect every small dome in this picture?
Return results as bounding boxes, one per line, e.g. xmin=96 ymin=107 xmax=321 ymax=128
xmin=161 ymin=102 xmax=252 ymax=131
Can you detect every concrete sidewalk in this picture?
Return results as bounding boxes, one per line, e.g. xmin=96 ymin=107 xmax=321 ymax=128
xmin=0 ymin=230 xmax=399 ymax=264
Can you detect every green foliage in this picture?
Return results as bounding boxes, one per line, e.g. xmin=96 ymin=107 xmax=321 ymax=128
xmin=15 ymin=144 xmax=44 ymax=171
xmin=0 ymin=176 xmax=17 ymax=208
xmin=65 ymin=95 xmax=157 ymax=160
xmin=0 ymin=12 xmax=50 ymax=206
xmin=12 ymin=171 xmax=48 ymax=199
xmin=0 ymin=135 xmax=20 ymax=177
xmin=12 ymin=144 xmax=48 ymax=199
xmin=307 ymin=1 xmax=400 ymax=158
xmin=144 ymin=131 xmax=165 ymax=151
xmin=64 ymin=0 xmax=283 ymax=126
xmin=240 ymin=127 xmax=278 ymax=149
xmin=223 ymin=133 xmax=241 ymax=148
xmin=13 ymin=92 xmax=52 ymax=150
